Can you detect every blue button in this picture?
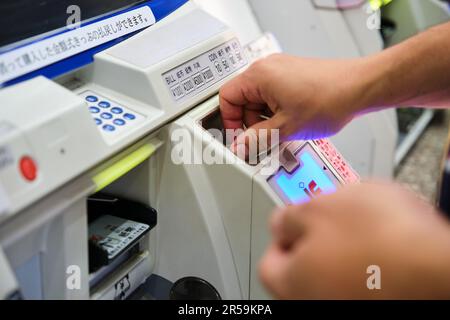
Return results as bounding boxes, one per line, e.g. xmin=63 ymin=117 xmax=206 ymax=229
xmin=98 ymin=101 xmax=111 ymax=108
xmin=123 ymin=113 xmax=136 ymax=120
xmin=95 ymin=118 xmax=102 ymax=126
xmin=101 ymin=112 xmax=113 ymax=120
xmin=111 ymin=107 xmax=123 ymax=114
xmin=89 ymin=106 xmax=100 ymax=114
xmin=103 ymin=125 xmax=116 ymax=132
xmin=113 ymin=119 xmax=126 ymax=126
xmin=86 ymin=95 xmax=98 ymax=103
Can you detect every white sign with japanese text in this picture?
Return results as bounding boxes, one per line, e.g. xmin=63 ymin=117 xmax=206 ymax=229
xmin=0 ymin=6 xmax=156 ymax=84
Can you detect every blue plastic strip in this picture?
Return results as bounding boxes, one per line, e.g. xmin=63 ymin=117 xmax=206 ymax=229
xmin=1 ymin=0 xmax=188 ymax=87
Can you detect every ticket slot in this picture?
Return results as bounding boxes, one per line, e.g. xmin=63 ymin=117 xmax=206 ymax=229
xmin=200 ymin=108 xmax=227 ymax=145
xmin=199 ymin=108 xmax=272 ymax=165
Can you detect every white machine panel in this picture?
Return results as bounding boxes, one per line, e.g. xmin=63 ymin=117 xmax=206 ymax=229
xmin=0 ymin=77 xmax=107 ymax=219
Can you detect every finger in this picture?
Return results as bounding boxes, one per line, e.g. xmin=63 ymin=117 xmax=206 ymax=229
xmin=219 ymin=70 xmax=267 ymax=130
xmin=243 ymin=103 xmax=267 ymax=128
xmin=230 ymin=114 xmax=284 ymax=160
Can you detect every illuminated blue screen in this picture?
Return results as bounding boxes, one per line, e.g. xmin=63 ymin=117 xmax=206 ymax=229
xmin=275 ymin=151 xmax=337 ymax=204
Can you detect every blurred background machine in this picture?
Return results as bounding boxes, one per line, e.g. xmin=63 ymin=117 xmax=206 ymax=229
xmin=380 ymin=0 xmax=450 ymax=202
xmin=382 ymin=0 xmax=450 ymax=166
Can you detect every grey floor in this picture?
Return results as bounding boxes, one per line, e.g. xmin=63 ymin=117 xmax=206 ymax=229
xmin=395 ymin=111 xmax=450 ymax=203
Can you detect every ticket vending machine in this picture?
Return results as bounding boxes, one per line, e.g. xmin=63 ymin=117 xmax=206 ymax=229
xmin=0 ymin=1 xmax=358 ymax=299
xmin=155 ymin=95 xmax=358 ymax=299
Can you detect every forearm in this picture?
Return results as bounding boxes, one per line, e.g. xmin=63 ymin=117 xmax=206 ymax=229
xmin=357 ymin=21 xmax=450 ymax=112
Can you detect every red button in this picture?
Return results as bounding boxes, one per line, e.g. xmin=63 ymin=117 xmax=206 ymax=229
xmin=19 ymin=156 xmax=37 ymax=181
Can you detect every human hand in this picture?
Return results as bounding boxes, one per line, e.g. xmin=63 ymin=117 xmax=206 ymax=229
xmin=259 ymin=182 xmax=450 ymax=299
xmin=219 ymin=54 xmax=371 ymax=155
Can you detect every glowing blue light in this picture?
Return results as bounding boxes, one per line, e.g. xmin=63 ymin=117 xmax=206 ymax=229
xmin=275 ymin=151 xmax=337 ymax=204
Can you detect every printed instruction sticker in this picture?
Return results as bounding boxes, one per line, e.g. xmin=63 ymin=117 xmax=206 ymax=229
xmin=0 ymin=6 xmax=156 ymax=84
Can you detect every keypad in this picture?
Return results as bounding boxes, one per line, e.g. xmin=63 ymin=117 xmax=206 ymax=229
xmin=80 ymin=91 xmax=144 ymax=138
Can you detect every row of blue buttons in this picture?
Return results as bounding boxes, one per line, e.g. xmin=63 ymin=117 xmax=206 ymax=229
xmin=90 ymin=105 xmax=122 ymax=114
xmin=94 ymin=118 xmax=126 ymax=126
xmin=86 ymin=95 xmax=111 ymax=108
xmin=86 ymin=95 xmax=134 ymax=114
xmin=89 ymin=107 xmax=136 ymax=120
xmin=94 ymin=120 xmax=125 ymax=132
